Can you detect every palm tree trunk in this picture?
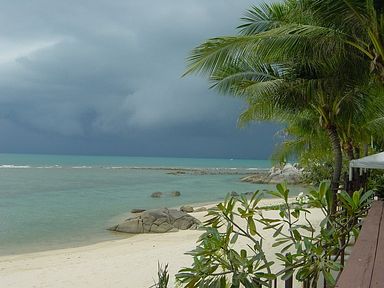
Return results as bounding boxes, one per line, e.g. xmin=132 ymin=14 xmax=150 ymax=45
xmin=327 ymin=125 xmax=342 ymax=215
xmin=346 ymin=141 xmax=354 ymax=161
xmin=354 ymin=146 xmax=360 ymax=159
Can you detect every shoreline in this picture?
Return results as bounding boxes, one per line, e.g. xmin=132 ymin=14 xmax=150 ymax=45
xmin=0 ymin=190 xmax=306 ymax=258
xmin=0 ymin=200 xmax=224 ymax=258
xmin=0 ymin=197 xmax=316 ymax=288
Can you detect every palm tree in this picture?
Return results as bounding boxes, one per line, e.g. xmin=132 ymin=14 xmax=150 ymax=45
xmin=184 ymin=0 xmax=382 ymax=204
xmin=235 ymin=0 xmax=384 ymax=82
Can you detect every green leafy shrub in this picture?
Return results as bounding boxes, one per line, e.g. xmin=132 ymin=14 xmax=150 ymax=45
xmin=176 ymin=182 xmax=373 ymax=288
xmin=367 ymin=170 xmax=384 ymax=199
xmin=177 ymin=192 xmax=275 ymax=287
xmin=301 ymin=158 xmax=333 ymax=185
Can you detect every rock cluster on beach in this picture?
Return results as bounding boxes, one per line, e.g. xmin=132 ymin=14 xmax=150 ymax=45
xmin=227 ymin=191 xmax=255 ymax=198
xmin=180 ymin=205 xmax=194 ymax=213
xmin=194 ymin=207 xmax=207 ymax=212
xmin=109 ymin=208 xmax=200 ymax=233
xmin=241 ymin=163 xmax=303 ymax=184
xmin=150 ymin=191 xmax=181 ymax=198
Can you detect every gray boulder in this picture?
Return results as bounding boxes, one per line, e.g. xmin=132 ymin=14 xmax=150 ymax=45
xmin=230 ymin=191 xmax=239 ymax=197
xmin=269 ymin=167 xmax=281 ymax=175
xmin=151 ymin=191 xmax=182 ymax=198
xmin=151 ymin=192 xmax=163 ymax=198
xmin=241 ymin=163 xmax=303 ymax=184
xmin=170 ymin=191 xmax=181 ymax=197
xmin=194 ymin=207 xmax=207 ymax=212
xmin=180 ymin=205 xmax=194 ymax=213
xmin=282 ymin=163 xmax=294 ymax=173
xmin=270 ymin=164 xmax=302 ymax=184
xmin=131 ymin=208 xmax=146 ymax=213
xmin=109 ymin=208 xmax=200 ymax=234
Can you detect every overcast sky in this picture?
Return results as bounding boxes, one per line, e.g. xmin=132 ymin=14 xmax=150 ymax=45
xmin=0 ymin=0 xmax=280 ymax=159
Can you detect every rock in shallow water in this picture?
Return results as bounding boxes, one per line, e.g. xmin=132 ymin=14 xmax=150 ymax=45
xmin=108 ymin=208 xmax=201 ymax=234
xmin=131 ymin=208 xmax=146 ymax=213
xmin=150 ymin=191 xmax=181 ymax=198
xmin=170 ymin=191 xmax=181 ymax=197
xmin=151 ymin=192 xmax=163 ymax=198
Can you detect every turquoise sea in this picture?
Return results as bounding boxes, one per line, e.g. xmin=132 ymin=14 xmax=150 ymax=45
xmin=0 ymin=154 xmax=302 ymax=256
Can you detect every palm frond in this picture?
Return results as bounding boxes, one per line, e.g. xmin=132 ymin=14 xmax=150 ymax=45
xmin=185 ymin=23 xmax=349 ymax=78
xmin=238 ymin=3 xmax=289 ymax=35
xmin=210 ymin=62 xmax=285 ymax=95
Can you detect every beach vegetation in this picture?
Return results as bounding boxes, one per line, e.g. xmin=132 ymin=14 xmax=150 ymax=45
xmin=176 ymin=182 xmax=373 ymax=287
xmin=151 ymin=263 xmax=170 ymax=288
xmin=367 ymin=170 xmax=384 ymax=199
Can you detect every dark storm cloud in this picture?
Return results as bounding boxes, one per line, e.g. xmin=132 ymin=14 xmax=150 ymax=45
xmin=0 ymin=0 xmax=280 ymax=158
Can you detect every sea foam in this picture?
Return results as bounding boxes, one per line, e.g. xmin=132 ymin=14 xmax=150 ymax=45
xmin=0 ymin=165 xmax=31 ymax=169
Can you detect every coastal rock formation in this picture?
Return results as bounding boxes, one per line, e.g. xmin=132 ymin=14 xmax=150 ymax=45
xmin=158 ymin=167 xmax=260 ymax=176
xmin=194 ymin=207 xmax=207 ymax=212
xmin=230 ymin=191 xmax=239 ymax=197
xmin=131 ymin=208 xmax=146 ymax=213
xmin=166 ymin=170 xmax=186 ymax=175
xmin=150 ymin=191 xmax=181 ymax=198
xmin=180 ymin=205 xmax=194 ymax=213
xmin=241 ymin=163 xmax=303 ymax=184
xmin=109 ymin=208 xmax=200 ymax=234
xmin=170 ymin=191 xmax=181 ymax=197
xmin=151 ymin=192 xmax=163 ymax=198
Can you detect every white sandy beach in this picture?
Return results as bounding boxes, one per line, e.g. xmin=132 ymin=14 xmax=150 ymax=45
xmin=0 ymin=198 xmax=323 ymax=288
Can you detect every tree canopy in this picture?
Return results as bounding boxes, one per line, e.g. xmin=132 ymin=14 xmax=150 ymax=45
xmin=184 ymin=0 xmax=384 ymax=195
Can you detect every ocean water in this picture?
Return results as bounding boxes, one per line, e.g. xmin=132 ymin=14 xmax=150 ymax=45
xmin=0 ymin=154 xmax=303 ymax=256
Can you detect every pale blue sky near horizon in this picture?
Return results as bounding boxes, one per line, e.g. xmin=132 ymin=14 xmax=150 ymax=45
xmin=0 ymin=0 xmax=280 ymax=159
